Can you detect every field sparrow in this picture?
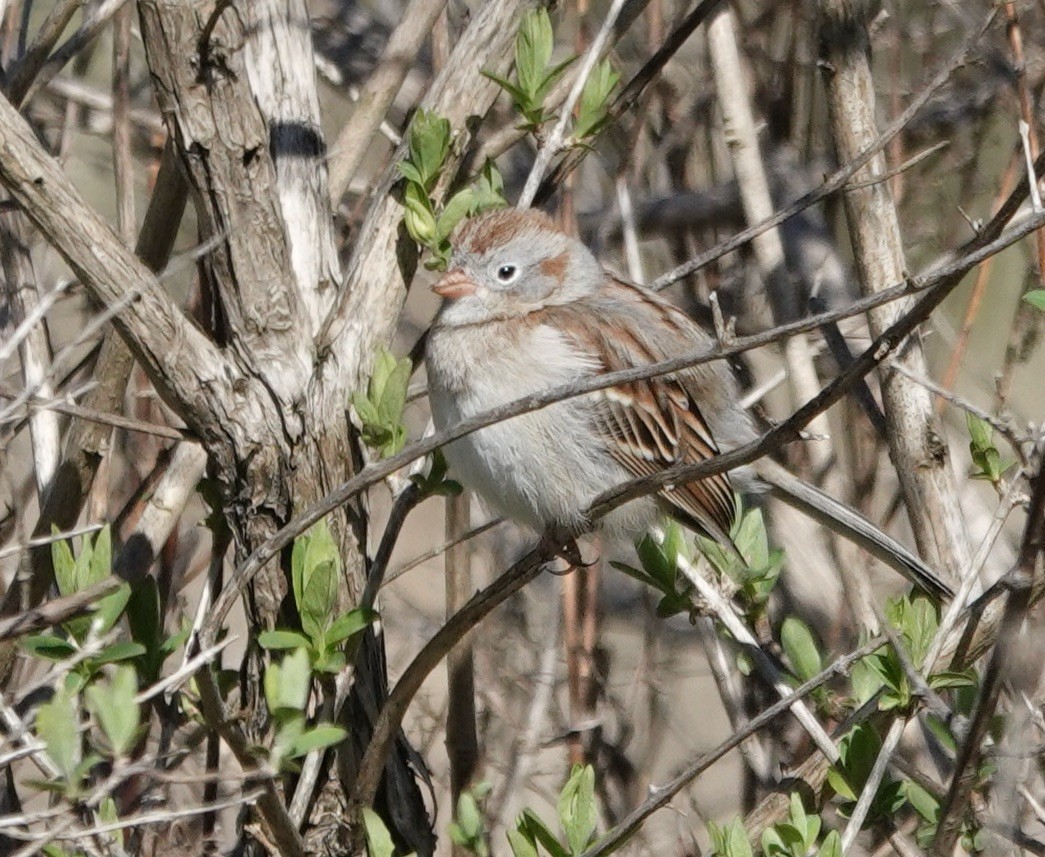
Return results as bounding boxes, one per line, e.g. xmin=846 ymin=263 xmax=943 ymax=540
xmin=425 ymin=209 xmax=952 ymax=600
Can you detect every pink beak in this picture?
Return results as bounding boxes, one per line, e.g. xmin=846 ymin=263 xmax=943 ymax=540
xmin=432 ymin=268 xmax=477 ymax=299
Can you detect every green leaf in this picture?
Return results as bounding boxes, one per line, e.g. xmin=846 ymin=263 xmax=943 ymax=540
xmin=928 ymin=669 xmax=978 ymax=691
xmin=96 ymin=796 xmax=123 ymax=849
xmin=258 ymin=630 xmax=312 ymax=651
xmin=22 ymin=634 xmax=77 ymax=661
xmin=326 ymin=608 xmax=377 ymax=646
xmin=558 ymin=765 xmax=597 ymax=854
xmin=507 ymin=828 xmax=540 ymax=857
xmin=437 ymin=188 xmax=478 ymax=243
xmin=51 ymin=526 xmax=76 ymax=597
xmin=85 ymin=665 xmax=139 ymax=757
xmin=1023 ymin=289 xmax=1045 ymax=310
xmin=292 ymin=519 xmax=341 ymax=642
xmin=781 ymin=617 xmax=823 ymax=682
xmin=264 ymin=648 xmax=312 ymax=716
xmin=362 ymin=807 xmax=396 ymax=857
xmin=86 ymin=526 xmax=112 ymax=587
xmin=313 ymin=650 xmax=347 ymax=674
xmin=353 ymin=346 xmax=413 ymax=458
xmin=903 ymin=780 xmax=940 ymax=823
xmin=396 ymin=160 xmax=426 ymax=188
xmin=457 ymin=791 xmax=483 ymax=840
xmin=91 ymin=581 xmax=132 ymax=637
xmin=519 ymin=810 xmax=569 ymax=857
xmin=289 ymin=724 xmax=348 ymax=758
xmin=402 ymin=181 xmax=439 ymax=246
xmin=407 ymin=109 xmax=452 ymax=190
xmin=635 ymin=534 xmax=675 ymax=590
xmin=160 ymin=626 xmax=191 ymax=657
xmin=761 ymin=827 xmax=790 ymax=857
xmin=127 ymin=578 xmax=164 ymax=680
xmin=723 ymin=818 xmax=753 ymax=857
xmin=36 ymin=688 xmax=80 ymax=784
xmin=965 ymin=412 xmax=1012 ymax=484
xmin=93 ymin=640 xmax=147 ymax=665
xmin=516 ymin=9 xmax=555 ymax=101
xmin=819 ymin=830 xmax=842 ymax=857
xmin=471 ymin=161 xmax=508 ymax=213
xmin=574 ymin=59 xmax=619 ymax=140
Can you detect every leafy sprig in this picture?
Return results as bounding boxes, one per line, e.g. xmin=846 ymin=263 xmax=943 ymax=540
xmin=397 ymin=110 xmax=507 ymax=270
xmin=483 ymin=9 xmax=575 ymax=132
xmin=258 ymin=519 xmax=376 ymax=675
xmin=351 ymin=345 xmax=413 ymax=459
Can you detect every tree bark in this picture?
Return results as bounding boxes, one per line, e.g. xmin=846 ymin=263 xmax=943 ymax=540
xmin=818 ymin=1 xmax=970 ymax=582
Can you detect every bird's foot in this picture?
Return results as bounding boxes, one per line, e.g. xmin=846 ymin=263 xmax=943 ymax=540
xmin=538 ymin=535 xmax=597 ymax=575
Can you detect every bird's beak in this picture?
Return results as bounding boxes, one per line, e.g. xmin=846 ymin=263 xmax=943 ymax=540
xmin=432 ymin=268 xmax=477 ymax=299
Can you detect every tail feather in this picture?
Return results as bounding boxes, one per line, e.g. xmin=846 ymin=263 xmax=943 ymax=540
xmin=754 ymin=459 xmax=954 ymax=601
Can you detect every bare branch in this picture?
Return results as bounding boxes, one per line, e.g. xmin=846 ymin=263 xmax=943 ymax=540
xmin=0 ymin=92 xmax=235 ymax=438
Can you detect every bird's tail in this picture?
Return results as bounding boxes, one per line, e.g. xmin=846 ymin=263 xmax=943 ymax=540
xmin=754 ymin=458 xmax=954 ymax=601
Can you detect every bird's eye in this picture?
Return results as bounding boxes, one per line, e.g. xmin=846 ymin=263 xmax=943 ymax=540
xmin=496 ymin=264 xmax=519 ymax=283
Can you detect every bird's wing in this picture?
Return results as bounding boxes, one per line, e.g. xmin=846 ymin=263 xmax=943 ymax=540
xmin=547 ymin=284 xmax=738 ymax=541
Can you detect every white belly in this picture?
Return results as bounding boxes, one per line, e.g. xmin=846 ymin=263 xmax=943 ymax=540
xmin=427 ymin=323 xmax=653 ymax=534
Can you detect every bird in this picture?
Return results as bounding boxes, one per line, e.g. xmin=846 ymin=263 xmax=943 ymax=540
xmin=424 ymin=207 xmax=952 ymax=601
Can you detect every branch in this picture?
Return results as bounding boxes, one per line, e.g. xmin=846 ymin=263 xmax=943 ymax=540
xmin=582 ymin=638 xmax=884 ymax=857
xmin=648 ymin=8 xmax=997 ymax=291
xmin=0 ymin=93 xmax=234 ymax=439
xmin=346 ymin=545 xmax=548 ymax=811
xmin=932 ymin=457 xmax=1045 ymax=855
xmin=327 ymin=0 xmax=450 ymax=201
xmin=819 ymin=0 xmax=971 ymax=581
xmin=534 ymin=0 xmax=729 ymax=205
xmin=0 ymin=578 xmax=119 ymax=642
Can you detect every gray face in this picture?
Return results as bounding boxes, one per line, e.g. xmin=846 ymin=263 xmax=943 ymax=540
xmin=432 ymin=210 xmax=605 ymax=326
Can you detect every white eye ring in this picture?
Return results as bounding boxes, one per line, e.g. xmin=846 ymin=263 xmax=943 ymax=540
xmin=495 ymin=263 xmax=520 ymax=284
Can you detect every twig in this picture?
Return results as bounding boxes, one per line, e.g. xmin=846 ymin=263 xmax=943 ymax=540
xmin=839 ymin=472 xmax=1023 ymax=854
xmin=445 ymin=492 xmax=480 ymax=804
xmin=0 ymin=390 xmax=189 ymax=441
xmin=20 ymin=0 xmax=131 ymax=106
xmin=346 ymin=544 xmax=549 ymax=812
xmin=0 ymin=577 xmax=119 ymax=641
xmin=665 ymin=537 xmax=839 ymax=763
xmin=134 ymin=637 xmax=233 ymax=704
xmin=0 ymin=216 xmax=61 ymax=502
xmin=888 ymin=359 xmax=1030 ymax=467
xmin=0 ymin=518 xmax=104 ymax=564
xmin=385 ymin=518 xmax=506 ymax=585
xmin=491 ymin=602 xmax=562 ymax=832
xmin=649 ymin=9 xmax=997 ymax=291
xmin=517 ymin=0 xmax=629 ymax=208
xmin=580 ymin=638 xmax=885 ymax=857
xmin=112 ymin=2 xmax=135 ymax=245
xmin=2 ymin=0 xmax=80 ymax=105
xmin=535 ymin=0 xmax=729 ymax=205
xmin=327 ymin=0 xmax=450 ymax=200
xmin=932 ymin=458 xmax=1045 ymax=855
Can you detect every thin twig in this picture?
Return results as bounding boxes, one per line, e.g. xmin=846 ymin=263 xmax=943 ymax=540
xmin=517 ymin=0 xmax=629 ymax=208
xmin=665 ymin=537 xmax=839 ymax=763
xmin=0 ymin=577 xmax=119 ymax=641
xmin=648 ymin=9 xmax=997 ymax=291
xmin=580 ymin=638 xmax=885 ymax=857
